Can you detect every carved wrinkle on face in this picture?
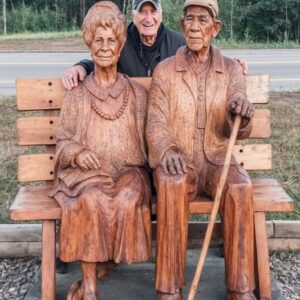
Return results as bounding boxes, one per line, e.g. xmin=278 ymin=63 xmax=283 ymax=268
xmin=90 ymin=26 xmax=121 ymax=68
xmin=181 ymin=6 xmax=220 ymax=56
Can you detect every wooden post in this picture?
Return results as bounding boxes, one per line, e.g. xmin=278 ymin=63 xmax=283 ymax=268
xmin=254 ymin=212 xmax=271 ymax=300
xmin=42 ymin=220 xmax=56 ymax=300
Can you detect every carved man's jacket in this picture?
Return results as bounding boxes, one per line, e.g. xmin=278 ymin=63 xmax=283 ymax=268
xmin=146 ymin=46 xmax=253 ymax=168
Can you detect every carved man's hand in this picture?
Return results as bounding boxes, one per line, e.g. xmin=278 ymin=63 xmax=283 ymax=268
xmin=228 ymin=98 xmax=255 ymax=127
xmin=160 ymin=148 xmax=188 ymax=175
xmin=75 ymin=150 xmax=101 ymax=170
xmin=62 ymin=65 xmax=87 ymax=91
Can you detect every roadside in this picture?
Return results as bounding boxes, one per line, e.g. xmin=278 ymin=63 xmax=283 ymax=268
xmin=0 ymin=37 xmax=88 ymax=52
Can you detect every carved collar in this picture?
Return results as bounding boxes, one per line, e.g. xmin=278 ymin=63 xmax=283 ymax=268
xmin=175 ymin=46 xmax=224 ymax=74
xmin=83 ymin=73 xmax=127 ymax=101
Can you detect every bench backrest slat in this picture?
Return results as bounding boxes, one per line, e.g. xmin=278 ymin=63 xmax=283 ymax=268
xmin=17 ymin=144 xmax=272 ymax=182
xmin=16 ymin=75 xmax=269 ymax=111
xmin=16 ymin=108 xmax=271 ymax=146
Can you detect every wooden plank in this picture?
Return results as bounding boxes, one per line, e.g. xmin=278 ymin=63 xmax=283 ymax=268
xmin=17 ymin=144 xmax=272 ymax=182
xmin=246 ymin=74 xmax=270 ymax=104
xmin=232 ymin=144 xmax=272 ymax=170
xmin=254 ymin=212 xmax=271 ymax=300
xmin=268 ymin=238 xmax=300 ymax=251
xmin=42 ymin=220 xmax=56 ymax=300
xmin=0 ymin=224 xmax=41 ymax=242
xmin=250 ymin=109 xmax=271 ymax=138
xmin=16 ymin=75 xmax=269 ymax=111
xmin=9 ymin=179 xmax=293 ymax=222
xmin=0 ymin=242 xmax=28 ymax=257
xmin=18 ymin=154 xmax=55 ymax=182
xmin=17 ymin=116 xmax=58 ymax=145
xmin=10 ymin=186 xmax=61 ymax=221
xmin=28 ymin=242 xmax=42 ymax=256
xmin=273 ymin=220 xmax=300 ymax=238
xmin=16 ymin=109 xmax=271 ymax=146
xmin=16 ymin=78 xmax=65 ymax=111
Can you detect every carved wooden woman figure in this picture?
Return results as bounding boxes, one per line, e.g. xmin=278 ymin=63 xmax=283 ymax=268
xmin=49 ymin=2 xmax=151 ymax=299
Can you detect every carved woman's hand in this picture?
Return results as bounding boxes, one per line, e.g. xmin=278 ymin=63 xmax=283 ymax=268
xmin=75 ymin=150 xmax=101 ymax=170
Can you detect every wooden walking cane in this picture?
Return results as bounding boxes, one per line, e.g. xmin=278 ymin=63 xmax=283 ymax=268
xmin=187 ymin=114 xmax=242 ymax=300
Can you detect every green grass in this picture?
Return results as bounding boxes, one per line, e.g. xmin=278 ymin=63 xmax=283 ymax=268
xmin=0 ymin=92 xmax=299 ymax=223
xmin=215 ymin=39 xmax=300 ymax=49
xmin=0 ymin=30 xmax=82 ymax=41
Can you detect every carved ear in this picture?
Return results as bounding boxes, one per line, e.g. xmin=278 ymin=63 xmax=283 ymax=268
xmin=213 ymin=20 xmax=222 ymax=38
xmin=180 ymin=18 xmax=185 ymax=33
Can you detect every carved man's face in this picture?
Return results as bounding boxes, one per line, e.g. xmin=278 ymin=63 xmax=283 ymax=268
xmin=90 ymin=26 xmax=121 ymax=68
xmin=180 ymin=6 xmax=221 ymax=56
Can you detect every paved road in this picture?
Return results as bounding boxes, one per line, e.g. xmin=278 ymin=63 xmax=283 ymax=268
xmin=0 ymin=49 xmax=300 ymax=95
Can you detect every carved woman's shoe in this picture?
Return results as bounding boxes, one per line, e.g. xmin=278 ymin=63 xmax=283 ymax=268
xmin=96 ymin=261 xmax=118 ymax=281
xmin=67 ymin=280 xmax=83 ymax=300
xmin=156 ymin=289 xmax=183 ymax=300
xmin=227 ymin=291 xmax=257 ymax=300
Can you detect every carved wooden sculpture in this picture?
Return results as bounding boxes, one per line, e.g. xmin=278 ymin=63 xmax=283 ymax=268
xmin=49 ymin=2 xmax=151 ymax=299
xmin=146 ymin=1 xmax=256 ymax=300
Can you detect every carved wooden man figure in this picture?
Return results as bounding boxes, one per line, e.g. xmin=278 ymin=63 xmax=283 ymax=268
xmin=49 ymin=2 xmax=151 ymax=299
xmin=146 ymin=0 xmax=256 ymax=299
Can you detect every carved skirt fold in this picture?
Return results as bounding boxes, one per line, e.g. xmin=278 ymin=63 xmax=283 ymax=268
xmin=55 ymin=167 xmax=152 ymax=264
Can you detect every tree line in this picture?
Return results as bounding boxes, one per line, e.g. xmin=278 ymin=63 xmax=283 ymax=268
xmin=1 ymin=0 xmax=300 ymax=43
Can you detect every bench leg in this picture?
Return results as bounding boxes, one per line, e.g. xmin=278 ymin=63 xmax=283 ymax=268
xmin=42 ymin=220 xmax=56 ymax=300
xmin=254 ymin=212 xmax=271 ymax=300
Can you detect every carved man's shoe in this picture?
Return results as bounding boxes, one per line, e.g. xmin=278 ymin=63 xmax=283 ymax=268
xmin=156 ymin=289 xmax=183 ymax=300
xmin=66 ymin=280 xmax=83 ymax=300
xmin=227 ymin=291 xmax=257 ymax=300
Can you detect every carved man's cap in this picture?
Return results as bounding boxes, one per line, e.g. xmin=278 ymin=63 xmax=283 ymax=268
xmin=182 ymin=0 xmax=218 ymax=17
xmin=132 ymin=0 xmax=161 ymax=11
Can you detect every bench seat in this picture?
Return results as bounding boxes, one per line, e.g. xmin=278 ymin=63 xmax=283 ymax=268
xmin=10 ymin=178 xmax=293 ymax=222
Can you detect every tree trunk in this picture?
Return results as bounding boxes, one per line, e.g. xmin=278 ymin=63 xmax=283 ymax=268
xmin=230 ymin=0 xmax=234 ymax=40
xmin=3 ymin=0 xmax=7 ymax=35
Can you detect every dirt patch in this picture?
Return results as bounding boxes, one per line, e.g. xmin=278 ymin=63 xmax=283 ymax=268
xmin=0 ymin=37 xmax=88 ymax=51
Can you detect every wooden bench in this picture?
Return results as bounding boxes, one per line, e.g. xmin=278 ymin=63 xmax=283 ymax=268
xmin=10 ymin=76 xmax=294 ymax=300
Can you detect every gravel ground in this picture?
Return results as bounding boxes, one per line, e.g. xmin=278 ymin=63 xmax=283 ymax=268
xmin=0 ymin=252 xmax=299 ymax=299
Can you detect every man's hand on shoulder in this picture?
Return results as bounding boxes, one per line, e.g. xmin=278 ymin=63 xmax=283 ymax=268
xmin=235 ymin=58 xmax=248 ymax=75
xmin=62 ymin=65 xmax=87 ymax=91
xmin=160 ymin=148 xmax=187 ymax=175
xmin=228 ymin=98 xmax=255 ymax=127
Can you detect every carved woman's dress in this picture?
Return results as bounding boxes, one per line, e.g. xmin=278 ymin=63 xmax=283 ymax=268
xmin=49 ymin=73 xmax=151 ymax=263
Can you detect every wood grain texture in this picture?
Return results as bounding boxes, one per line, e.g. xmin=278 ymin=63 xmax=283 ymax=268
xmin=273 ymin=220 xmax=300 ymax=238
xmin=17 ymin=144 xmax=272 ymax=182
xmin=246 ymin=74 xmax=270 ymax=104
xmin=10 ymin=186 xmax=61 ymax=221
xmin=16 ymin=78 xmax=65 ymax=111
xmin=15 ymin=75 xmax=269 ymax=111
xmin=254 ymin=212 xmax=271 ymax=300
xmin=16 ymin=109 xmax=271 ymax=146
xmin=10 ymin=179 xmax=293 ymax=221
xmin=18 ymin=154 xmax=55 ymax=182
xmin=41 ymin=220 xmax=56 ymax=300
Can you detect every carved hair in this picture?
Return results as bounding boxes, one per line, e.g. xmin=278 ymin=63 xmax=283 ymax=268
xmin=82 ymin=1 xmax=127 ymax=48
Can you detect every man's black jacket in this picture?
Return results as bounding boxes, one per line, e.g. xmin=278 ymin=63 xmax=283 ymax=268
xmin=78 ymin=22 xmax=185 ymax=77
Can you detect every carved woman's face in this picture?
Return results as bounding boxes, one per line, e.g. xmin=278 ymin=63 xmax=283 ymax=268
xmin=90 ymin=26 xmax=121 ymax=68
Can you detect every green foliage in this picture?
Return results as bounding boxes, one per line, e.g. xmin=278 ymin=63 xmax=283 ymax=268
xmin=0 ymin=0 xmax=300 ymax=43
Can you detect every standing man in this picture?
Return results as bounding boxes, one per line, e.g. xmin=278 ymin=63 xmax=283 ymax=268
xmin=146 ymin=1 xmax=256 ymax=299
xmin=63 ymin=0 xmax=185 ymax=89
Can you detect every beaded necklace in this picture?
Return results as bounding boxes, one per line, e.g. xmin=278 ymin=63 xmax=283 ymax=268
xmin=91 ymin=85 xmax=129 ymax=121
